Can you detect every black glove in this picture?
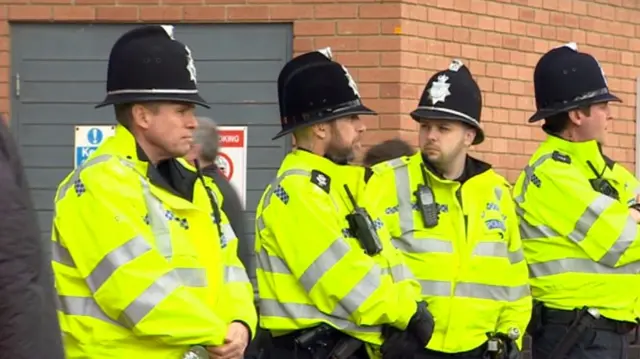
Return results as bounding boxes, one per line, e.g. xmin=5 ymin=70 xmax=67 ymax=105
xmin=380 ymin=301 xmax=435 ymax=358
xmin=406 ymin=301 xmax=435 ymax=347
xmin=380 ymin=325 xmax=421 ymax=359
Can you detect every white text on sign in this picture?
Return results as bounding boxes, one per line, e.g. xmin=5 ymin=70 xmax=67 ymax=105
xmin=219 ymin=130 xmax=245 ymax=148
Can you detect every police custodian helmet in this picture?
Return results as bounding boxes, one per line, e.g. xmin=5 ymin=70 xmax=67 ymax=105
xmin=410 ymin=59 xmax=485 ymax=145
xmin=528 ymin=42 xmax=620 ymax=123
xmin=272 ymin=47 xmax=377 ymax=140
xmin=96 ymin=25 xmax=209 ymax=109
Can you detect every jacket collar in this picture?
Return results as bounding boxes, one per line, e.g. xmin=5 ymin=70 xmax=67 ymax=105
xmin=543 ymin=134 xmax=609 ymax=174
xmin=104 ymin=125 xmax=197 ymax=202
xmin=419 ymin=152 xmax=491 ymax=184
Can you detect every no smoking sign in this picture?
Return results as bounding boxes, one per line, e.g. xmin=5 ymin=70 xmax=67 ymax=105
xmin=215 ymin=152 xmax=234 ymax=181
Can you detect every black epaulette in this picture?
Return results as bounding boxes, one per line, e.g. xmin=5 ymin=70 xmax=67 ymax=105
xmin=364 ymin=167 xmax=374 ymax=183
xmin=310 ymin=169 xmax=331 ymax=193
xmin=551 ymin=151 xmax=571 ymax=164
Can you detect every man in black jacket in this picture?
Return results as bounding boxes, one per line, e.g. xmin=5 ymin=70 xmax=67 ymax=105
xmin=0 ymin=114 xmax=65 ymax=359
xmin=186 ymin=116 xmax=267 ymax=359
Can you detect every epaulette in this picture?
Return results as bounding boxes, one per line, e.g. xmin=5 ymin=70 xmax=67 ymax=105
xmin=551 ymin=151 xmax=571 ymax=164
xmin=371 ymin=156 xmax=410 ymax=175
xmin=310 ymin=169 xmax=331 ymax=193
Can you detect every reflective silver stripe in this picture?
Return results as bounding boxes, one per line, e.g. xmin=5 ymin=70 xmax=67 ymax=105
xmin=256 ymin=249 xmax=290 ymax=274
xmin=392 ymin=237 xmax=453 ymax=254
xmin=514 ymin=153 xmax=553 ymax=204
xmin=58 ymin=268 xmax=205 ymax=328
xmin=382 ymin=264 xmax=413 ymax=282
xmin=224 ymin=265 xmax=250 ymax=283
xmin=298 ymin=239 xmax=350 ymax=292
xmin=136 ymin=166 xmax=173 ymax=260
xmin=528 ymin=258 xmax=640 ymax=277
xmin=86 ymin=235 xmax=152 ymax=293
xmin=519 ymin=204 xmax=638 ymax=268
xmin=56 ymin=154 xmax=113 ymax=202
xmin=331 ymin=266 xmax=380 ymax=318
xmin=472 ymin=241 xmax=525 ymax=264
xmin=51 ymin=240 xmax=74 ymax=267
xmin=419 ymin=280 xmax=529 ymax=301
xmin=455 ymin=283 xmax=530 ymax=301
xmin=569 ymin=194 xmax=614 ymax=243
xmin=295 ymin=238 xmax=381 ymax=317
xmin=118 ymin=270 xmax=181 ymax=327
xmin=256 ymin=169 xmax=311 ymax=231
xmin=259 ymin=299 xmax=380 ymax=333
xmin=391 ymin=159 xmax=420 ymax=247
xmin=176 ymin=268 xmax=208 ymax=287
xmin=57 ymin=295 xmax=122 ymax=327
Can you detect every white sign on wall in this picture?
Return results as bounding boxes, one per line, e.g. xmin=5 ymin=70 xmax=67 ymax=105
xmin=74 ymin=125 xmax=115 ymax=168
xmin=216 ymin=126 xmax=248 ymax=209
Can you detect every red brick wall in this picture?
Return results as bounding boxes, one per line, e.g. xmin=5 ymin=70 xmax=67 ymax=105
xmin=0 ymin=1 xmax=639 ymax=356
xmin=0 ymin=1 xmax=638 ymax=183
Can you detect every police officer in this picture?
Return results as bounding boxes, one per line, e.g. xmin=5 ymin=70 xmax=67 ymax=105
xmin=362 ymin=59 xmax=531 ymax=359
xmin=254 ymin=47 xmax=435 ymax=359
xmin=513 ymin=42 xmax=640 ymax=359
xmin=50 ymin=25 xmax=256 ymax=359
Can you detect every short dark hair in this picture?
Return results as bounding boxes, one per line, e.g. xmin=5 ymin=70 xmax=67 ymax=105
xmin=363 ymin=138 xmax=415 ymax=167
xmin=542 ymin=105 xmax=592 ymax=135
xmin=114 ymin=102 xmax=162 ymax=129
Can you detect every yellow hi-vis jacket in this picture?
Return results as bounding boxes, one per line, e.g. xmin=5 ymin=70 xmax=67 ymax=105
xmin=513 ymin=134 xmax=640 ymax=323
xmin=255 ymin=149 xmax=423 ymax=348
xmin=52 ymin=125 xmax=257 ymax=359
xmin=363 ymin=152 xmax=531 ymax=353
xmin=180 ymin=158 xmax=258 ymax=326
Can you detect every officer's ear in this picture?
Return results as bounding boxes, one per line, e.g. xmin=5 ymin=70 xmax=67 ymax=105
xmin=463 ymin=124 xmax=476 ymax=146
xmin=311 ymin=122 xmax=329 ymax=140
xmin=567 ymin=106 xmax=592 ymax=126
xmin=131 ymin=103 xmax=155 ymax=130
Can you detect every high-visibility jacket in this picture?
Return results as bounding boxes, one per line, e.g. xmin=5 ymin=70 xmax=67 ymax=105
xmin=180 ymin=158 xmax=258 ymax=326
xmin=52 ymin=125 xmax=256 ymax=359
xmin=610 ymin=160 xmax=640 ymax=207
xmin=363 ymin=152 xmax=531 ymax=353
xmin=255 ymin=149 xmax=422 ymax=349
xmin=513 ymin=134 xmax=640 ymax=323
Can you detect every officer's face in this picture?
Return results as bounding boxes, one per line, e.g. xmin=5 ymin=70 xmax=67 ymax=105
xmin=419 ymin=119 xmax=474 ymax=165
xmin=137 ymin=102 xmax=198 ymax=160
xmin=580 ymin=102 xmax=612 ymax=144
xmin=324 ymin=115 xmax=366 ymax=164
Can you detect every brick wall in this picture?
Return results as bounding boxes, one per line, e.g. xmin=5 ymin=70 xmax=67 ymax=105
xmin=0 ymin=1 xmax=639 ymax=182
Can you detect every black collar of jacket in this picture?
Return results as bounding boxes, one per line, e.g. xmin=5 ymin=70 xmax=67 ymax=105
xmin=421 ymin=153 xmax=491 ymax=184
xmin=135 ymin=144 xmax=197 ymax=202
xmin=596 ymin=142 xmax=615 ymax=169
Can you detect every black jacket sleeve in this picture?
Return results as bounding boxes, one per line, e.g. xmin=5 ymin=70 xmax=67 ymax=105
xmin=0 ymin=120 xmax=65 ymax=359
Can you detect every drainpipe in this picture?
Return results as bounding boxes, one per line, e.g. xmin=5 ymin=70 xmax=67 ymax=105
xmin=636 ymin=76 xmax=640 ymax=178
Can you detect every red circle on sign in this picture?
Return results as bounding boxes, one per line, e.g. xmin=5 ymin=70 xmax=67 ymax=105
xmin=215 ymin=152 xmax=234 ymax=181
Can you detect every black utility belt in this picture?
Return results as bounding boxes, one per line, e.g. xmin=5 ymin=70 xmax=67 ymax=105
xmin=541 ymin=307 xmax=637 ymax=335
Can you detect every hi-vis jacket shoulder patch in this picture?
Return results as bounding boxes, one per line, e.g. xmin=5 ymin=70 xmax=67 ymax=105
xmin=311 ymin=170 xmax=331 ymax=193
xmin=551 ymin=151 xmax=571 ymax=164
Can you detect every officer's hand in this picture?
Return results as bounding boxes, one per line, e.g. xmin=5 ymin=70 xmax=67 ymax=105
xmin=207 ymin=322 xmax=250 ymax=359
xmin=407 ymin=301 xmax=435 ymax=347
xmin=380 ymin=325 xmax=421 ymax=359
